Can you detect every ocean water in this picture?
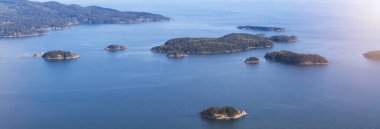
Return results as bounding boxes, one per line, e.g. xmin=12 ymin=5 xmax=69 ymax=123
xmin=1 ymin=0 xmax=380 ymax=129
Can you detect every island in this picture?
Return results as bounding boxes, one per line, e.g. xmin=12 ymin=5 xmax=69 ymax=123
xmin=105 ymin=45 xmax=127 ymax=51
xmin=200 ymin=106 xmax=247 ymax=120
xmin=42 ymin=50 xmax=80 ymax=60
xmin=167 ymin=51 xmax=186 ymax=58
xmin=237 ymin=26 xmax=286 ymax=32
xmin=269 ymin=35 xmax=298 ymax=43
xmin=363 ymin=51 xmax=380 ymax=60
xmin=33 ymin=52 xmax=44 ymax=58
xmin=244 ymin=56 xmax=260 ymax=64
xmin=151 ymin=33 xmax=273 ymax=55
xmin=0 ymin=0 xmax=169 ymax=38
xmin=264 ymin=50 xmax=329 ymax=65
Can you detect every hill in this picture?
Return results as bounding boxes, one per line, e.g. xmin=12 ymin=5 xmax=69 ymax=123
xmin=0 ymin=0 xmax=169 ymax=38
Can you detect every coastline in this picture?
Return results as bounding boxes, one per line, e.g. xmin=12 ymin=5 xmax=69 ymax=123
xmin=0 ymin=20 xmax=170 ymax=38
xmin=202 ymin=111 xmax=248 ymax=120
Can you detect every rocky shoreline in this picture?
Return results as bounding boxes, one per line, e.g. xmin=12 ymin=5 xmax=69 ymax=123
xmin=200 ymin=106 xmax=247 ymax=120
xmin=167 ymin=51 xmax=186 ymax=58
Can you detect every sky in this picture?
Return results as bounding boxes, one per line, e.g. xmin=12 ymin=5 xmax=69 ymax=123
xmin=32 ymin=0 xmax=380 ymax=25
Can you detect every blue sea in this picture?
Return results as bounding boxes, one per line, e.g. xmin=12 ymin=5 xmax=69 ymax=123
xmin=1 ymin=0 xmax=380 ymax=129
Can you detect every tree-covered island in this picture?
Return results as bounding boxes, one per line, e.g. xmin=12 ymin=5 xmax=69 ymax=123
xmin=265 ymin=50 xmax=329 ymax=65
xmin=105 ymin=45 xmax=127 ymax=51
xmin=237 ymin=26 xmax=286 ymax=32
xmin=269 ymin=35 xmax=299 ymax=43
xmin=151 ymin=33 xmax=273 ymax=55
xmin=244 ymin=56 xmax=260 ymax=64
xmin=42 ymin=50 xmax=80 ymax=60
xmin=200 ymin=106 xmax=247 ymax=120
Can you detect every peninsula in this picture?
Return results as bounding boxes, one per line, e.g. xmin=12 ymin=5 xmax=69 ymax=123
xmin=265 ymin=50 xmax=329 ymax=65
xmin=0 ymin=0 xmax=169 ymax=38
xmin=152 ymin=33 xmax=273 ymax=55
xmin=363 ymin=51 xmax=380 ymax=60
xmin=200 ymin=106 xmax=247 ymax=120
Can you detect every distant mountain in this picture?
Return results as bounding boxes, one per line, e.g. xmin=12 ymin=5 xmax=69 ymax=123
xmin=0 ymin=0 xmax=169 ymax=38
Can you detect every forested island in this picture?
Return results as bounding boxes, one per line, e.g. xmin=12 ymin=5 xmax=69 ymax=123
xmin=105 ymin=45 xmax=127 ymax=51
xmin=269 ymin=35 xmax=298 ymax=43
xmin=42 ymin=50 xmax=80 ymax=60
xmin=363 ymin=51 xmax=380 ymax=60
xmin=0 ymin=0 xmax=169 ymax=38
xmin=237 ymin=26 xmax=286 ymax=32
xmin=200 ymin=106 xmax=247 ymax=120
xmin=265 ymin=50 xmax=329 ymax=65
xmin=151 ymin=33 xmax=273 ymax=55
xmin=244 ymin=56 xmax=260 ymax=64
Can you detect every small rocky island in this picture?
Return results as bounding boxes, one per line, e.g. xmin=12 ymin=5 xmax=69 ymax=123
xmin=269 ymin=35 xmax=298 ymax=43
xmin=167 ymin=51 xmax=186 ymax=58
xmin=363 ymin=51 xmax=380 ymax=61
xmin=244 ymin=56 xmax=260 ymax=64
xmin=265 ymin=50 xmax=329 ymax=65
xmin=33 ymin=52 xmax=44 ymax=58
xmin=237 ymin=26 xmax=286 ymax=32
xmin=42 ymin=50 xmax=80 ymax=60
xmin=152 ymin=33 xmax=273 ymax=55
xmin=200 ymin=106 xmax=247 ymax=120
xmin=105 ymin=45 xmax=127 ymax=51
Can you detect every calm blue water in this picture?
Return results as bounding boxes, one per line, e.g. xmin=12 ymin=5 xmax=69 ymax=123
xmin=1 ymin=0 xmax=380 ymax=129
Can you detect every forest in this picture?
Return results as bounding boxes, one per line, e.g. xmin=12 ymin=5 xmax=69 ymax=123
xmin=0 ymin=0 xmax=169 ymax=38
xmin=265 ymin=50 xmax=329 ymax=65
xmin=151 ymin=33 xmax=273 ymax=54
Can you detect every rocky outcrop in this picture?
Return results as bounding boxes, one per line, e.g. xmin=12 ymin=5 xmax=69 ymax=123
xmin=167 ymin=51 xmax=186 ymax=58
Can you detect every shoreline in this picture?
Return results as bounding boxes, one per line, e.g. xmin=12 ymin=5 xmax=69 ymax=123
xmin=0 ymin=20 xmax=169 ymax=39
xmin=202 ymin=111 xmax=248 ymax=120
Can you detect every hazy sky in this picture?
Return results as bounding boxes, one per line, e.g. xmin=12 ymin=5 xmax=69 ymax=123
xmin=33 ymin=0 xmax=379 ymax=5
xmin=33 ymin=0 xmax=380 ymax=23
